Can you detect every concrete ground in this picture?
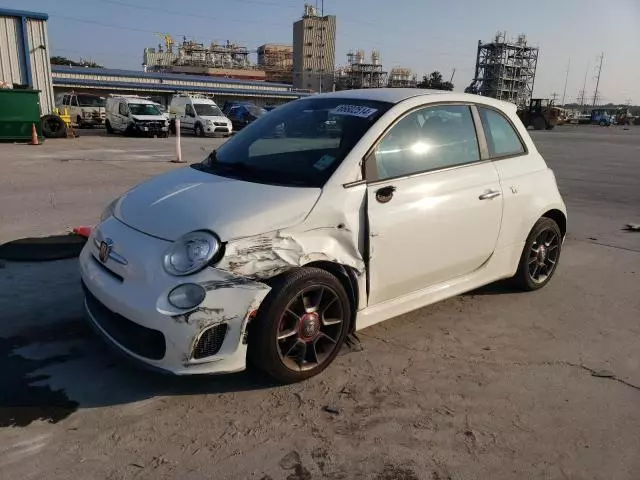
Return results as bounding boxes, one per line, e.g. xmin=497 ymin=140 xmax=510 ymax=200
xmin=1 ymin=126 xmax=639 ymax=480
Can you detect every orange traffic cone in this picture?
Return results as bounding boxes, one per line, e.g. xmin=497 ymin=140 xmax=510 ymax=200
xmin=30 ymin=123 xmax=39 ymax=145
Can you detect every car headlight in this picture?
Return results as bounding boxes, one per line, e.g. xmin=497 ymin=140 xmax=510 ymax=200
xmin=205 ymin=119 xmax=213 ymax=125
xmin=168 ymin=283 xmax=206 ymax=309
xmin=100 ymin=198 xmax=118 ymax=222
xmin=163 ymin=231 xmax=220 ymax=276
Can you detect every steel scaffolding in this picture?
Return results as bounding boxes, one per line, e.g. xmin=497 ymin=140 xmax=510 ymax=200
xmin=466 ymin=32 xmax=538 ymax=107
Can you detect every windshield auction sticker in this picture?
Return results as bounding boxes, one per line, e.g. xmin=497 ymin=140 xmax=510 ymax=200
xmin=331 ymin=105 xmax=378 ymax=118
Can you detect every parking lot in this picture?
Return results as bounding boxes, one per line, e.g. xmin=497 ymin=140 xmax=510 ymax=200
xmin=1 ymin=126 xmax=639 ymax=479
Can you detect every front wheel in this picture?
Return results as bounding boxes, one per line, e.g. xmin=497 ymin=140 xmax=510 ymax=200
xmin=533 ymin=117 xmax=547 ymax=131
xmin=105 ymin=120 xmax=114 ymax=134
xmin=249 ymin=268 xmax=350 ymax=383
xmin=195 ymin=123 xmax=204 ymax=137
xmin=510 ymin=217 xmax=562 ymax=291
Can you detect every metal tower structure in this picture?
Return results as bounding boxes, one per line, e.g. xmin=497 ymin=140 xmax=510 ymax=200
xmin=335 ymin=50 xmax=388 ymax=90
xmin=466 ymin=32 xmax=539 ymax=107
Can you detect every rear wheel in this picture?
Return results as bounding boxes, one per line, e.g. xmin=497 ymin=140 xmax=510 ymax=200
xmin=41 ymin=115 xmax=67 ymax=138
xmin=510 ymin=217 xmax=562 ymax=291
xmin=105 ymin=120 xmax=114 ymax=134
xmin=249 ymin=268 xmax=350 ymax=383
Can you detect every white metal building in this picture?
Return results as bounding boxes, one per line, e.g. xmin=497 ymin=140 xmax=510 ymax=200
xmin=0 ymin=8 xmax=54 ymax=115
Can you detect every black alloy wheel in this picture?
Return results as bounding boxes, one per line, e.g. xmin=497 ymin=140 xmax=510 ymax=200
xmin=249 ymin=268 xmax=350 ymax=383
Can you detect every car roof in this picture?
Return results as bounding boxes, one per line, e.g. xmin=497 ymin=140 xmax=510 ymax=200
xmin=311 ymin=88 xmax=517 ymax=112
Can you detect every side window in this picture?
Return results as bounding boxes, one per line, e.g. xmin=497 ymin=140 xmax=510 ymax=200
xmin=70 ymin=96 xmax=78 ymax=107
xmin=373 ymin=105 xmax=480 ymax=180
xmin=478 ymin=107 xmax=525 ymax=158
xmin=62 ymin=95 xmax=70 ymax=106
xmin=118 ymin=102 xmax=128 ymax=116
xmin=185 ymin=104 xmax=195 ymax=116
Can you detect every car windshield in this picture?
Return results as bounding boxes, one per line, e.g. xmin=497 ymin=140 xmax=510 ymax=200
xmin=192 ymin=97 xmax=392 ymax=187
xmin=194 ymin=103 xmax=224 ymax=116
xmin=77 ymin=95 xmax=105 ymax=107
xmin=129 ymin=103 xmax=161 ymax=116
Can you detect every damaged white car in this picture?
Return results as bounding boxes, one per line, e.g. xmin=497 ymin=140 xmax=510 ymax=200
xmin=80 ymin=89 xmax=567 ymax=383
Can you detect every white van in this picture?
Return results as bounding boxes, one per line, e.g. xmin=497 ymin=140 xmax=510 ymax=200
xmin=169 ymin=95 xmax=232 ymax=137
xmin=105 ymin=96 xmax=169 ymax=137
xmin=56 ymin=92 xmax=106 ymax=128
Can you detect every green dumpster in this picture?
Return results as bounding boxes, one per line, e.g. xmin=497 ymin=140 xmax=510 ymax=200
xmin=0 ymin=89 xmax=43 ymax=142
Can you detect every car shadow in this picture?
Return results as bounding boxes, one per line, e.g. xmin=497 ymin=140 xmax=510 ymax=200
xmin=0 ymin=259 xmax=277 ymax=428
xmin=466 ymin=280 xmax=522 ymax=296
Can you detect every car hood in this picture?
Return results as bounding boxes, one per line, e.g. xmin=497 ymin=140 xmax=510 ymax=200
xmin=114 ymin=167 xmax=321 ymax=241
xmin=131 ymin=114 xmax=166 ymax=122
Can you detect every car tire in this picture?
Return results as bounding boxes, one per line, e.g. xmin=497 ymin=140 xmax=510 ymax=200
xmin=533 ymin=117 xmax=546 ymax=130
xmin=248 ymin=267 xmax=350 ymax=384
xmin=105 ymin=120 xmax=114 ymax=134
xmin=510 ymin=217 xmax=562 ymax=291
xmin=195 ymin=123 xmax=204 ymax=137
xmin=77 ymin=116 xmax=84 ymax=129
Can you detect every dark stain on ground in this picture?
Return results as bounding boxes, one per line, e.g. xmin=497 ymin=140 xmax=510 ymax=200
xmin=375 ymin=464 xmax=419 ymax=480
xmin=0 ymin=318 xmax=88 ymax=427
xmin=279 ymin=451 xmax=312 ymax=480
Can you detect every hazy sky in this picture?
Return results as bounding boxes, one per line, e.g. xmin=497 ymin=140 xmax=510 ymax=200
xmin=6 ymin=0 xmax=639 ymax=103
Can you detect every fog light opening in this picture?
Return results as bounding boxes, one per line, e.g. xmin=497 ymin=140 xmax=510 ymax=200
xmin=168 ymin=283 xmax=206 ymax=309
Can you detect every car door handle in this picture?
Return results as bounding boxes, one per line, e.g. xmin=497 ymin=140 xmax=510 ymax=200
xmin=478 ymin=189 xmax=501 ymax=200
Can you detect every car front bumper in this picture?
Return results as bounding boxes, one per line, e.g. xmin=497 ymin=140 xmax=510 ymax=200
xmin=204 ymin=124 xmax=232 ymax=135
xmin=79 ymin=217 xmax=270 ymax=375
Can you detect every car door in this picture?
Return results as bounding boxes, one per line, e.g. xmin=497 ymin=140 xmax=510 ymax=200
xmin=183 ymin=104 xmax=195 ymax=131
xmin=117 ymin=101 xmax=129 ymax=131
xmin=365 ymin=104 xmax=503 ymax=306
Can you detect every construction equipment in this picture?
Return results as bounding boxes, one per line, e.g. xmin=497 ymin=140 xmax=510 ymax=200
xmin=41 ymin=106 xmax=76 ymax=138
xmin=590 ymin=109 xmax=612 ymax=126
xmin=517 ymin=98 xmax=560 ymax=130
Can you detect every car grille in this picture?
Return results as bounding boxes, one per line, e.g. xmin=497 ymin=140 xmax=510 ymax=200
xmin=83 ymin=282 xmax=166 ymax=360
xmin=193 ymin=323 xmax=228 ymax=359
xmin=214 ymin=122 xmax=227 ymax=126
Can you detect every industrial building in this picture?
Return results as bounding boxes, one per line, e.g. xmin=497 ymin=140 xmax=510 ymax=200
xmin=51 ymin=66 xmax=308 ymax=108
xmin=466 ymin=32 xmax=538 ymax=107
xmin=335 ymin=50 xmax=388 ymax=90
xmin=143 ymin=37 xmax=265 ymax=81
xmin=0 ymin=8 xmax=54 ymax=115
xmin=293 ymin=4 xmax=336 ymax=92
xmin=257 ymin=44 xmax=293 ymax=84
xmin=388 ymin=68 xmax=417 ymax=88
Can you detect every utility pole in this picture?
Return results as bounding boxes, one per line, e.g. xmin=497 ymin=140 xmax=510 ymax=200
xmin=578 ymin=61 xmax=589 ymax=110
xmin=592 ymin=52 xmax=604 ymax=107
xmin=449 ymin=68 xmax=456 ymax=84
xmin=561 ymin=58 xmax=570 ymax=107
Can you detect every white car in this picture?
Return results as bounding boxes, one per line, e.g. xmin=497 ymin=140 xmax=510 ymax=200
xmin=169 ymin=95 xmax=232 ymax=137
xmin=80 ymin=89 xmax=567 ymax=383
xmin=105 ymin=96 xmax=169 ymax=137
